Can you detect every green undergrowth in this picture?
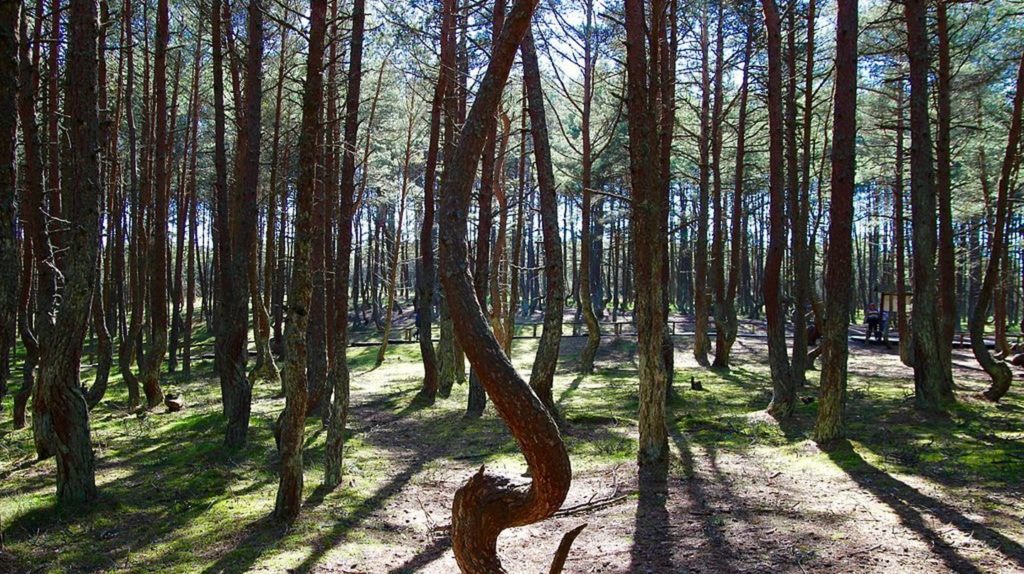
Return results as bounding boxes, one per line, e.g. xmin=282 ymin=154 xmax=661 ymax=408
xmin=1 ymin=331 xmax=1021 ymax=573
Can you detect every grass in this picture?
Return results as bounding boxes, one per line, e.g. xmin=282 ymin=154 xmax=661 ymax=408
xmin=1 ymin=329 xmax=1022 ymax=573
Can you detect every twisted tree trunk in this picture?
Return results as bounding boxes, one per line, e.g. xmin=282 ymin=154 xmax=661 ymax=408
xmin=438 ymin=0 xmax=574 ymax=568
xmin=973 ymin=50 xmax=1024 ymax=402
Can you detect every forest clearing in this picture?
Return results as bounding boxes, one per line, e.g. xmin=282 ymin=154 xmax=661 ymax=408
xmin=2 ymin=326 xmax=1022 ymax=574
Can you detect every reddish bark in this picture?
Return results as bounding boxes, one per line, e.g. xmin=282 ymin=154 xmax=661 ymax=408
xmin=761 ymin=0 xmax=795 ymax=417
xmin=437 ymin=0 xmax=574 ymax=568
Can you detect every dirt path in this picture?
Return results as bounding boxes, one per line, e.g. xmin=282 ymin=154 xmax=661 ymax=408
xmin=306 ymin=343 xmax=1024 ymax=574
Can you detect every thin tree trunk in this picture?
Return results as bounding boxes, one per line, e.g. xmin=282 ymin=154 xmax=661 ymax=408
xmin=522 ymin=28 xmax=564 ymax=417
xmin=139 ymin=0 xmax=170 ymax=410
xmin=762 ymin=0 xmax=795 ymax=417
xmin=693 ymin=3 xmax=711 ymax=366
xmin=719 ymin=19 xmax=753 ymax=368
xmin=577 ymin=0 xmax=600 ymax=373
xmin=413 ymin=22 xmax=446 ymax=404
xmin=0 ymin=0 xmax=18 ymax=415
xmin=935 ymin=0 xmax=956 ymax=391
xmin=275 ymin=0 xmax=326 ymax=521
xmin=375 ymin=98 xmax=415 ymax=366
xmin=323 ymin=0 xmax=363 ymax=489
xmin=973 ymin=50 xmax=1023 ymax=402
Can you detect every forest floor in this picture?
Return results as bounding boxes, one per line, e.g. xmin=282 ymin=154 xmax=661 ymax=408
xmin=1 ymin=322 xmax=1023 ymax=573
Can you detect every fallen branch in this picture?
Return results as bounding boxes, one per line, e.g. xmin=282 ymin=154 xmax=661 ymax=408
xmin=553 ymin=494 xmax=629 ymax=517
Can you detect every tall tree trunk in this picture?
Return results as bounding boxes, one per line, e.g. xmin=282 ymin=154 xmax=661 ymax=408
xmin=465 ymin=0 xmax=506 ymax=420
xmin=323 ymin=0 xmax=363 ymax=489
xmin=935 ymin=0 xmax=956 ymax=391
xmin=20 ymin=1 xmax=56 ymax=454
xmin=906 ymin=0 xmax=953 ymax=410
xmin=786 ymin=0 xmax=808 ymax=385
xmin=40 ymin=0 xmax=102 ymax=504
xmin=275 ymin=0 xmax=326 ymax=522
xmin=140 ymin=0 xmax=170 ymax=410
xmin=117 ymin=0 xmax=142 ymax=410
xmin=522 ymin=28 xmax=564 ymax=417
xmin=626 ymin=0 xmax=670 ymax=464
xmin=719 ymin=18 xmax=753 ymax=368
xmin=894 ymin=84 xmax=912 ymax=367
xmin=814 ymin=0 xmax=856 ymax=443
xmin=413 ymin=22 xmax=446 ymax=404
xmin=577 ymin=0 xmax=600 ymax=374
xmin=375 ymin=98 xmax=415 ymax=367
xmin=438 ymin=0 xmax=574 ymax=567
xmin=223 ymin=0 xmax=264 ymax=447
xmin=710 ymin=0 xmax=729 ymax=369
xmin=0 ymin=0 xmax=18 ymax=415
xmin=265 ymin=22 xmax=288 ymax=356
xmin=693 ymin=2 xmax=711 ymax=367
xmin=762 ymin=0 xmax=795 ymax=417
xmin=973 ymin=50 xmax=1024 ymax=402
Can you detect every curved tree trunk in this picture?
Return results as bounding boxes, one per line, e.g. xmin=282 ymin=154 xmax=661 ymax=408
xmin=414 ymin=35 xmax=446 ymax=404
xmin=437 ymin=0 xmax=574 ymax=568
xmin=375 ymin=99 xmax=414 ymax=367
xmin=718 ymin=20 xmax=753 ymax=369
xmin=576 ymin=0 xmax=600 ymax=374
xmin=116 ymin=0 xmax=142 ymax=410
xmin=973 ymin=50 xmax=1024 ymax=402
xmin=18 ymin=3 xmax=56 ymax=453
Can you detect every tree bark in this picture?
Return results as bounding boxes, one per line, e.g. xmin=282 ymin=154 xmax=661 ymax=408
xmin=814 ymin=0 xmax=857 ymax=443
xmin=117 ymin=0 xmax=142 ymax=410
xmin=973 ymin=50 xmax=1024 ymax=402
xmin=223 ymin=0 xmax=264 ymax=446
xmin=693 ymin=3 xmax=711 ymax=367
xmin=375 ymin=98 xmax=415 ymax=367
xmin=935 ymin=0 xmax=956 ymax=391
xmin=577 ymin=0 xmax=600 ymax=374
xmin=718 ymin=18 xmax=754 ymax=369
xmin=626 ymin=0 xmax=670 ymax=464
xmin=275 ymin=0 xmax=326 ymax=522
xmin=762 ymin=0 xmax=795 ymax=418
xmin=39 ymin=0 xmax=102 ymax=504
xmin=139 ymin=0 xmax=170 ymax=410
xmin=905 ymin=0 xmax=953 ymax=410
xmin=437 ymin=0 xmax=573 ymax=568
xmin=522 ymin=28 xmax=564 ymax=418
xmin=0 ymin=0 xmax=18 ymax=415
xmin=413 ymin=21 xmax=446 ymax=404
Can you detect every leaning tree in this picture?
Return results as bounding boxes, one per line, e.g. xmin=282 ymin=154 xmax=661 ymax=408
xmin=435 ymin=0 xmax=579 ymax=568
